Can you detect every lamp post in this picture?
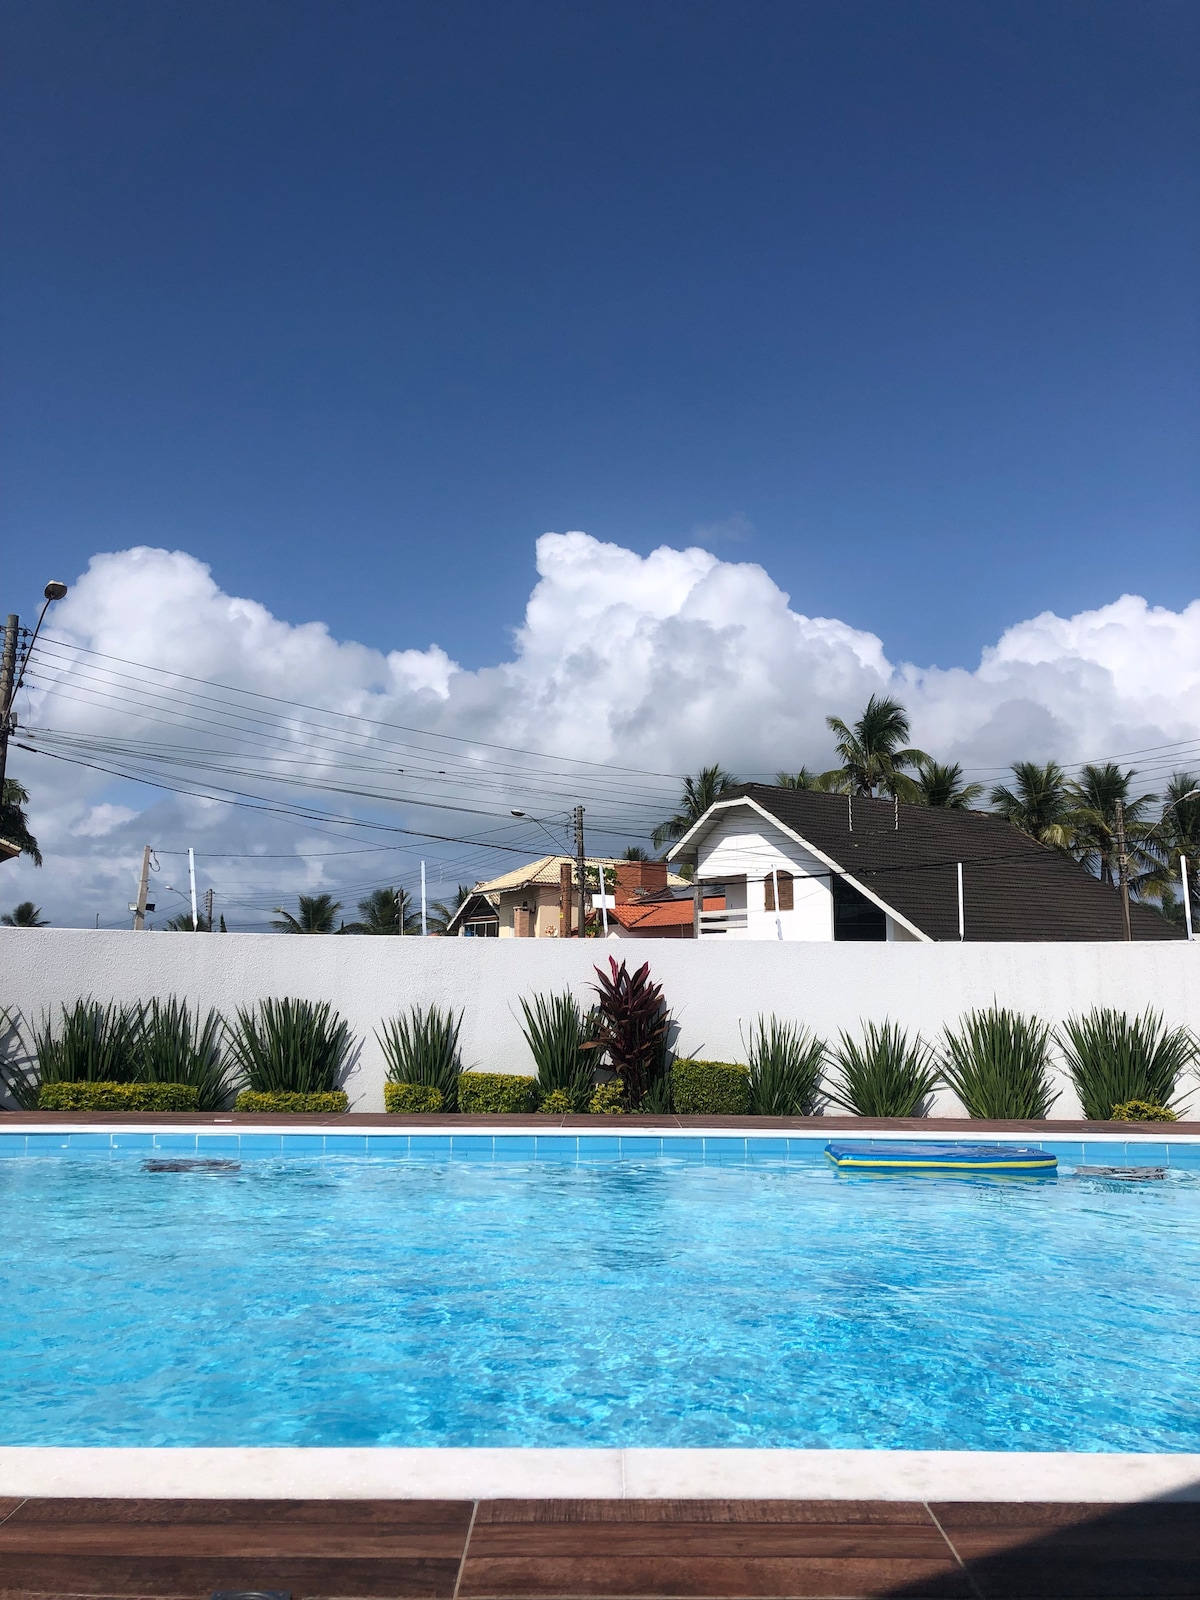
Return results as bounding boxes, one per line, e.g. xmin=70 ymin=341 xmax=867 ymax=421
xmin=0 ymin=581 xmax=68 ymax=800
xmin=509 ymin=809 xmax=570 ymax=851
xmin=1152 ymin=789 xmax=1200 ymax=943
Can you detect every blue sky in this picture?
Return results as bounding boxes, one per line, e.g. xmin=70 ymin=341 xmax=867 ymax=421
xmin=3 ymin=0 xmax=1196 ymax=673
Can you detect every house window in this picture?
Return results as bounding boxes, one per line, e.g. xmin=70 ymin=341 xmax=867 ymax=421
xmin=764 ymin=871 xmax=794 ymax=912
xmin=832 ymin=877 xmax=886 ymax=941
xmin=464 ymin=920 xmax=499 ymax=938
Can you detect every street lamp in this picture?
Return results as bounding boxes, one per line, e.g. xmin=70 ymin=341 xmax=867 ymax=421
xmin=0 ymin=580 xmax=69 ymax=798
xmin=510 ymin=809 xmax=570 ymax=851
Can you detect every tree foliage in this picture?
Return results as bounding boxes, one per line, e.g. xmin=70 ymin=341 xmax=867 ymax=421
xmin=1 ymin=900 xmax=47 ymax=927
xmin=340 ymin=886 xmax=421 ymax=934
xmin=270 ymin=893 xmax=344 ymax=934
xmin=913 ymin=759 xmax=985 ymax=809
xmin=652 ymin=765 xmax=739 ymax=847
xmin=820 ymin=695 xmax=929 ymax=799
xmin=0 ymin=779 xmax=41 ymax=866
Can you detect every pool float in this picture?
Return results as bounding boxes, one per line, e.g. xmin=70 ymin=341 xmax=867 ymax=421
xmin=825 ymin=1141 xmax=1056 ymax=1173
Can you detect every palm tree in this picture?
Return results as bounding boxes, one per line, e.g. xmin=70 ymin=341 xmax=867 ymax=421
xmin=989 ymin=760 xmax=1075 ymax=848
xmin=774 ymin=767 xmax=837 ymax=790
xmin=652 ymin=765 xmax=739 ymax=847
xmin=621 ymin=846 xmax=651 ymax=861
xmin=0 ymin=780 xmax=42 ymax=866
xmin=914 ymin=759 xmax=985 ymax=809
xmin=340 ymin=886 xmax=421 ymax=934
xmin=426 ymin=885 xmax=473 ymax=935
xmin=164 ymin=911 xmax=210 ymax=932
xmin=1155 ymin=773 xmax=1200 ymax=864
xmin=1 ymin=901 xmax=47 ymax=927
xmin=270 ymin=892 xmax=343 ymax=933
xmin=820 ymin=696 xmax=929 ymax=799
xmin=1066 ymin=764 xmax=1158 ymax=889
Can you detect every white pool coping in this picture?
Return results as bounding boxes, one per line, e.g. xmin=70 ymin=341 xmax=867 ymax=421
xmin=7 ymin=1122 xmax=1197 ymax=1504
xmin=11 ymin=1120 xmax=1200 ymax=1142
xmin=0 ymin=1447 xmax=1197 ymax=1501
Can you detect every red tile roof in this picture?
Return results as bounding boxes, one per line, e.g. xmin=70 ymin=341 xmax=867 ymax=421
xmin=608 ymin=898 xmax=705 ymax=931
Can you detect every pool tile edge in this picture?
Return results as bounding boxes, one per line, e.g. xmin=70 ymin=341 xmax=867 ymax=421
xmin=0 ymin=1447 xmax=1196 ymax=1502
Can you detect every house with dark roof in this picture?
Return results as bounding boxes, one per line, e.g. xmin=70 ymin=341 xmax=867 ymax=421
xmin=666 ymin=784 xmax=1179 ymax=942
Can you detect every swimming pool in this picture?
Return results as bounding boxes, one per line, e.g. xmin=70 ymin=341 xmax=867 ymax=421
xmin=2 ymin=1131 xmax=1199 ymax=1453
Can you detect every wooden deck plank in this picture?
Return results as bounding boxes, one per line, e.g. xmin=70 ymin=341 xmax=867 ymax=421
xmin=0 ymin=1497 xmax=1194 ymax=1599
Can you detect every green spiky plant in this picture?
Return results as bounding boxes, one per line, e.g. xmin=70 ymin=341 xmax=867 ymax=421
xmin=743 ymin=1016 xmax=827 ymax=1115
xmin=828 ymin=1020 xmax=939 ymax=1117
xmin=1057 ymin=1008 xmax=1195 ymax=1121
xmin=227 ymin=997 xmax=351 ymax=1095
xmin=940 ymin=1006 xmax=1058 ymax=1120
xmin=518 ymin=990 xmax=596 ymax=1111
xmin=139 ymin=997 xmax=233 ymax=1110
xmin=33 ymin=998 xmax=145 ymax=1086
xmin=376 ymin=1004 xmax=464 ymax=1112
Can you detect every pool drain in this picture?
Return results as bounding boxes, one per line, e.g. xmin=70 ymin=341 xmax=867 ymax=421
xmin=1075 ymin=1166 xmax=1167 ymax=1181
xmin=142 ymin=1158 xmax=241 ymax=1173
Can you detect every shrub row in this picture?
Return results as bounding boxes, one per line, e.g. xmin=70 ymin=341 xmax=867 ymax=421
xmin=234 ymin=1090 xmax=349 ymax=1114
xmin=5 ymin=979 xmax=1197 ymax=1122
xmin=37 ymin=1081 xmax=200 ymax=1112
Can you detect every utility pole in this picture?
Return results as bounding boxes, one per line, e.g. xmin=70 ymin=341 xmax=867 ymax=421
xmin=573 ymin=804 xmax=586 ymax=937
xmin=420 ymin=860 xmax=428 ymax=936
xmin=132 ymin=845 xmax=153 ymax=931
xmin=0 ymin=614 xmax=19 ymax=799
xmin=0 ymin=585 xmax=68 ymax=800
xmin=188 ymin=847 xmax=198 ymax=932
xmin=1115 ymin=799 xmax=1132 ymax=942
xmin=204 ymin=887 xmax=214 ymax=933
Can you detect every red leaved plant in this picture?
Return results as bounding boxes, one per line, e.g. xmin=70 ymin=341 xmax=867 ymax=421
xmin=589 ymin=956 xmax=671 ymax=1109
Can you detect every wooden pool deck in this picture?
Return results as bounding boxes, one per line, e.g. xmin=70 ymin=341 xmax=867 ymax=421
xmin=0 ymin=1496 xmax=1197 ymax=1598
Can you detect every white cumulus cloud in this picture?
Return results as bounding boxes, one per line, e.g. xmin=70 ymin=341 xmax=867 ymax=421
xmin=3 ymin=531 xmax=1198 ymax=927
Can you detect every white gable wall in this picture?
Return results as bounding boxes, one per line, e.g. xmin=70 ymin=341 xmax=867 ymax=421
xmin=696 ymin=810 xmax=834 ymax=940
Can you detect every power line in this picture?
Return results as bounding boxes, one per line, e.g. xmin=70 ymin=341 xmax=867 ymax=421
xmin=32 ymin=634 xmax=687 ymax=779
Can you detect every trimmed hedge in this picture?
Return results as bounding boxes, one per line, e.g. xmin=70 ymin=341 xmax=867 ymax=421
xmin=588 ymin=1079 xmax=626 ymax=1115
xmin=1110 ymin=1100 xmax=1178 ymax=1123
xmin=384 ymin=1082 xmax=444 ymax=1114
xmin=670 ymin=1059 xmax=750 ymax=1116
xmin=537 ymin=1088 xmax=574 ymax=1114
xmin=37 ymin=1080 xmax=200 ymax=1112
xmin=457 ymin=1072 xmax=537 ymax=1114
xmin=233 ymin=1090 xmax=349 ymax=1114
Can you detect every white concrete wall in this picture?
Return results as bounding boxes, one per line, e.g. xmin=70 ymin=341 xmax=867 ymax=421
xmin=2 ymin=928 xmax=1198 ymax=1117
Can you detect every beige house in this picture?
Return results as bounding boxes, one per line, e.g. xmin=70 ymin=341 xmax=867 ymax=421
xmin=447 ymin=855 xmax=691 ymax=938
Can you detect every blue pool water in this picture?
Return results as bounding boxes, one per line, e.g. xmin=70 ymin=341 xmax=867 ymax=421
xmin=2 ymin=1138 xmax=1200 ymax=1451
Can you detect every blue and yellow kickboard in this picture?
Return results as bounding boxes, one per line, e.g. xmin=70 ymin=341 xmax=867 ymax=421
xmin=825 ymin=1141 xmax=1057 ymax=1173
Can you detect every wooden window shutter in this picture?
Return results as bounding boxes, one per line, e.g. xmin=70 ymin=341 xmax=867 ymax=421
xmin=765 ymin=872 xmax=794 ymax=911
